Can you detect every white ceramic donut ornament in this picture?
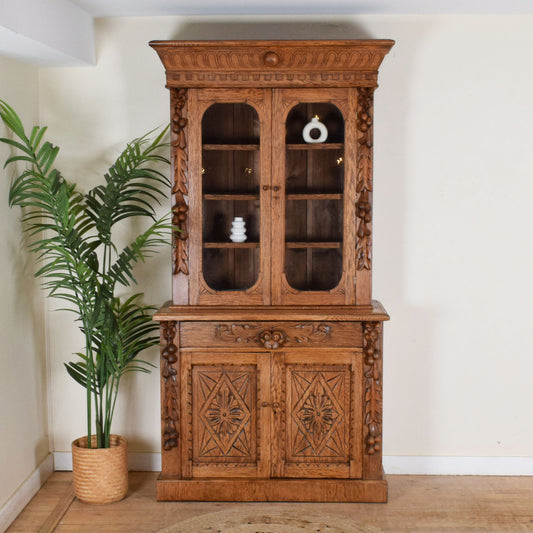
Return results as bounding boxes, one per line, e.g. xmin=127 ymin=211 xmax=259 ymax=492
xmin=302 ymin=115 xmax=328 ymax=144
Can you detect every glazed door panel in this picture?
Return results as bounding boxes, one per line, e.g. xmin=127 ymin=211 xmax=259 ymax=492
xmin=271 ymin=88 xmax=357 ymax=306
xmin=272 ymin=351 xmax=363 ymax=479
xmin=188 ymin=88 xmax=272 ymax=305
xmin=182 ymin=352 xmax=271 ymax=479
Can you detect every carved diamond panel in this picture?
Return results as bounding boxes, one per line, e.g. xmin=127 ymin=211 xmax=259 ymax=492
xmin=287 ymin=366 xmax=350 ymax=461
xmin=192 ymin=366 xmax=256 ymax=462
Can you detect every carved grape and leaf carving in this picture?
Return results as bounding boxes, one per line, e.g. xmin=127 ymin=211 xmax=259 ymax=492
xmin=161 ymin=321 xmax=179 ymax=450
xmin=289 ymin=369 xmax=348 ymax=459
xmin=170 ymin=88 xmax=189 ymax=275
xmin=363 ymin=321 xmax=383 ymax=455
xmin=194 ymin=368 xmax=255 ymax=460
xmin=355 ymin=87 xmax=375 ymax=271
xmin=215 ymin=323 xmax=331 ymax=349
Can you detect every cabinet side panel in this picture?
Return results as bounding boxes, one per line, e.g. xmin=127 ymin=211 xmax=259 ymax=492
xmin=186 ymin=90 xmax=202 ymax=305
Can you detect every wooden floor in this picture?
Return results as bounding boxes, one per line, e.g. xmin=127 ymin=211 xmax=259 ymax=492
xmin=7 ymin=472 xmax=533 ymax=532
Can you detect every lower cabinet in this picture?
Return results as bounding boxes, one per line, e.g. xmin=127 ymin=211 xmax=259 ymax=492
xmin=156 ymin=310 xmax=387 ymax=502
xmin=183 ymin=350 xmax=362 ymax=480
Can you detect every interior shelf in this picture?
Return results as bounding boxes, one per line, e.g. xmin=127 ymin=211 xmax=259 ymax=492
xmin=204 ymin=242 xmax=260 ymax=248
xmin=203 ymin=144 xmax=260 ymax=151
xmin=203 ymin=193 xmax=260 ymax=201
xmin=285 ymin=242 xmax=342 ymax=249
xmin=286 ymin=193 xmax=342 ymax=200
xmin=286 ymin=143 xmax=344 ymax=150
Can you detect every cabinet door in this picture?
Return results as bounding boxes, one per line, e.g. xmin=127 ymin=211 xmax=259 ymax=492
xmin=271 ymin=89 xmax=357 ymax=305
xmin=271 ymin=351 xmax=363 ymax=479
xmin=181 ymin=352 xmax=271 ymax=478
xmin=188 ymin=89 xmax=272 ymax=305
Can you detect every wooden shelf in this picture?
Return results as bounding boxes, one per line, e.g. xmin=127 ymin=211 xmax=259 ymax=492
xmin=286 ymin=241 xmax=342 ymax=249
xmin=204 ymin=242 xmax=260 ymax=249
xmin=286 ymin=143 xmax=344 ymax=150
xmin=203 ymin=194 xmax=259 ymax=201
xmin=203 ymin=144 xmax=260 ymax=151
xmin=286 ymin=193 xmax=342 ymax=201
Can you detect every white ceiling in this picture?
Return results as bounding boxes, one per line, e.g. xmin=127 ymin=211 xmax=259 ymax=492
xmin=70 ymin=0 xmax=533 ymax=16
xmin=1 ymin=0 xmax=532 ymax=67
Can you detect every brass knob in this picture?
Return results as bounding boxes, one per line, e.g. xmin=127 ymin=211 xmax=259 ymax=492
xmin=264 ymin=51 xmax=280 ymax=66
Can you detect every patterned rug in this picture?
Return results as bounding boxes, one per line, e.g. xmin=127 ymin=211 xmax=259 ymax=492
xmin=159 ymin=504 xmax=383 ymax=532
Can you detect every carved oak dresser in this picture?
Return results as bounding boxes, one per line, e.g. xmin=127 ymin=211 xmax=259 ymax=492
xmin=151 ymin=39 xmax=394 ymax=502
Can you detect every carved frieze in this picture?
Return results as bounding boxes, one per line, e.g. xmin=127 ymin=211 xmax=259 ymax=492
xmin=170 ymin=88 xmax=189 ymax=276
xmin=214 ymin=323 xmax=331 ymax=349
xmin=362 ymin=321 xmax=383 ymax=455
xmin=161 ymin=321 xmax=179 ymax=450
xmin=355 ymin=87 xmax=375 ymax=271
xmin=159 ymin=47 xmax=388 ymax=71
xmin=166 ymin=71 xmax=378 ymax=88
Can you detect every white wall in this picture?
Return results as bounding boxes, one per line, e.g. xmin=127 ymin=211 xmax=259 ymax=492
xmin=37 ymin=14 xmax=533 ymax=459
xmin=0 ymin=55 xmax=49 ymax=514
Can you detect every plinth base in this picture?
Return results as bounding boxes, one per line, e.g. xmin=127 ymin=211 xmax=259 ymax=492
xmin=157 ymin=476 xmax=388 ymax=502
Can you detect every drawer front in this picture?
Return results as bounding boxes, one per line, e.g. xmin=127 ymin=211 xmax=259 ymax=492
xmin=180 ymin=321 xmax=362 ymax=349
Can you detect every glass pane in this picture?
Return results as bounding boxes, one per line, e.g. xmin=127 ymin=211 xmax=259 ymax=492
xmin=285 ymin=249 xmax=343 ymax=291
xmin=284 ymin=103 xmax=344 ymax=291
xmin=201 ymin=103 xmax=260 ymax=292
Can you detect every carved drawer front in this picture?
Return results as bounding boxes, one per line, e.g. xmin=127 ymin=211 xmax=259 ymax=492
xmin=180 ymin=321 xmax=362 ymax=349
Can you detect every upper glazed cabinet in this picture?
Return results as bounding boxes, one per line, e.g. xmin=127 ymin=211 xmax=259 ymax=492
xmin=150 ymin=40 xmax=394 ymax=307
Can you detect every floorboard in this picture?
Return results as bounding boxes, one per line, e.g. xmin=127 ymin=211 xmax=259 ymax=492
xmin=7 ymin=472 xmax=533 ymax=532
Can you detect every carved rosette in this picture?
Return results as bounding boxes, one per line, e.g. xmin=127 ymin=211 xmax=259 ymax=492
xmin=170 ymin=88 xmax=189 ymax=275
xmin=363 ymin=321 xmax=383 ymax=455
xmin=214 ymin=323 xmax=331 ymax=348
xmin=161 ymin=321 xmax=179 ymax=450
xmin=356 ymin=87 xmax=375 ymax=271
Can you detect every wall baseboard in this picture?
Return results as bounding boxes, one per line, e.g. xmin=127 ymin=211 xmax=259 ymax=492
xmin=383 ymin=455 xmax=533 ymax=475
xmin=54 ymin=451 xmax=162 ymax=472
xmin=0 ymin=453 xmax=54 ymax=532
xmin=53 ymin=452 xmax=533 ymax=476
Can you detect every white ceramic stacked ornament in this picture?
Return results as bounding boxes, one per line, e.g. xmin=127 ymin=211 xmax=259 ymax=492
xmin=230 ymin=217 xmax=247 ymax=242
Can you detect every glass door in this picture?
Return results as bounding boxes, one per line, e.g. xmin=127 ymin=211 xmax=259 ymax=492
xmin=272 ymin=89 xmax=356 ymax=305
xmin=189 ymin=89 xmax=271 ymax=305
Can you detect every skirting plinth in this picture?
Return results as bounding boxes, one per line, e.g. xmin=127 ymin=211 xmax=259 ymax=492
xmin=157 ymin=476 xmax=388 ymax=503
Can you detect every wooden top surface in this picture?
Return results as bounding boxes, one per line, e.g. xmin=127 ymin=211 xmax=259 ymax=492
xmin=150 ymin=39 xmax=395 ymax=48
xmin=154 ymin=301 xmax=389 ymax=322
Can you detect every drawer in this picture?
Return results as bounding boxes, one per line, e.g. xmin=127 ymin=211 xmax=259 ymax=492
xmin=180 ymin=321 xmax=362 ymax=349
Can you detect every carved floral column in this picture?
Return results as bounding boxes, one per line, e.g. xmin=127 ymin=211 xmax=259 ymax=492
xmin=161 ymin=321 xmax=179 ymax=452
xmin=170 ymin=88 xmax=189 ymax=304
xmin=355 ymin=87 xmax=375 ymax=305
xmin=362 ymin=321 xmax=383 ymax=478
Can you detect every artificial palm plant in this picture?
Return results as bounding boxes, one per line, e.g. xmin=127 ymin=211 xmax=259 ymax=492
xmin=0 ymin=100 xmax=170 ymax=448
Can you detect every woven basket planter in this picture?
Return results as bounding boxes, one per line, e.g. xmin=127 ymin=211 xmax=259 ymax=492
xmin=72 ymin=434 xmax=128 ymax=504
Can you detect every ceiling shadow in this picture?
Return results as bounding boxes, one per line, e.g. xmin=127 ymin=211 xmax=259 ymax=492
xmin=171 ymin=20 xmax=374 ymax=40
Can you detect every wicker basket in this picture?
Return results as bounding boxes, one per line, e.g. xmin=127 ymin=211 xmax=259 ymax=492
xmin=72 ymin=434 xmax=128 ymax=504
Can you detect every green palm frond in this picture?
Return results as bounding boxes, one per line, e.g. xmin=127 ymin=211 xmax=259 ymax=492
xmin=1 ymin=99 xmax=171 ymax=448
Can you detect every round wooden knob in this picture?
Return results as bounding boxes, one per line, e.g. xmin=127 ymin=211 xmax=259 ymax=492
xmin=264 ymin=51 xmax=280 ymax=66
